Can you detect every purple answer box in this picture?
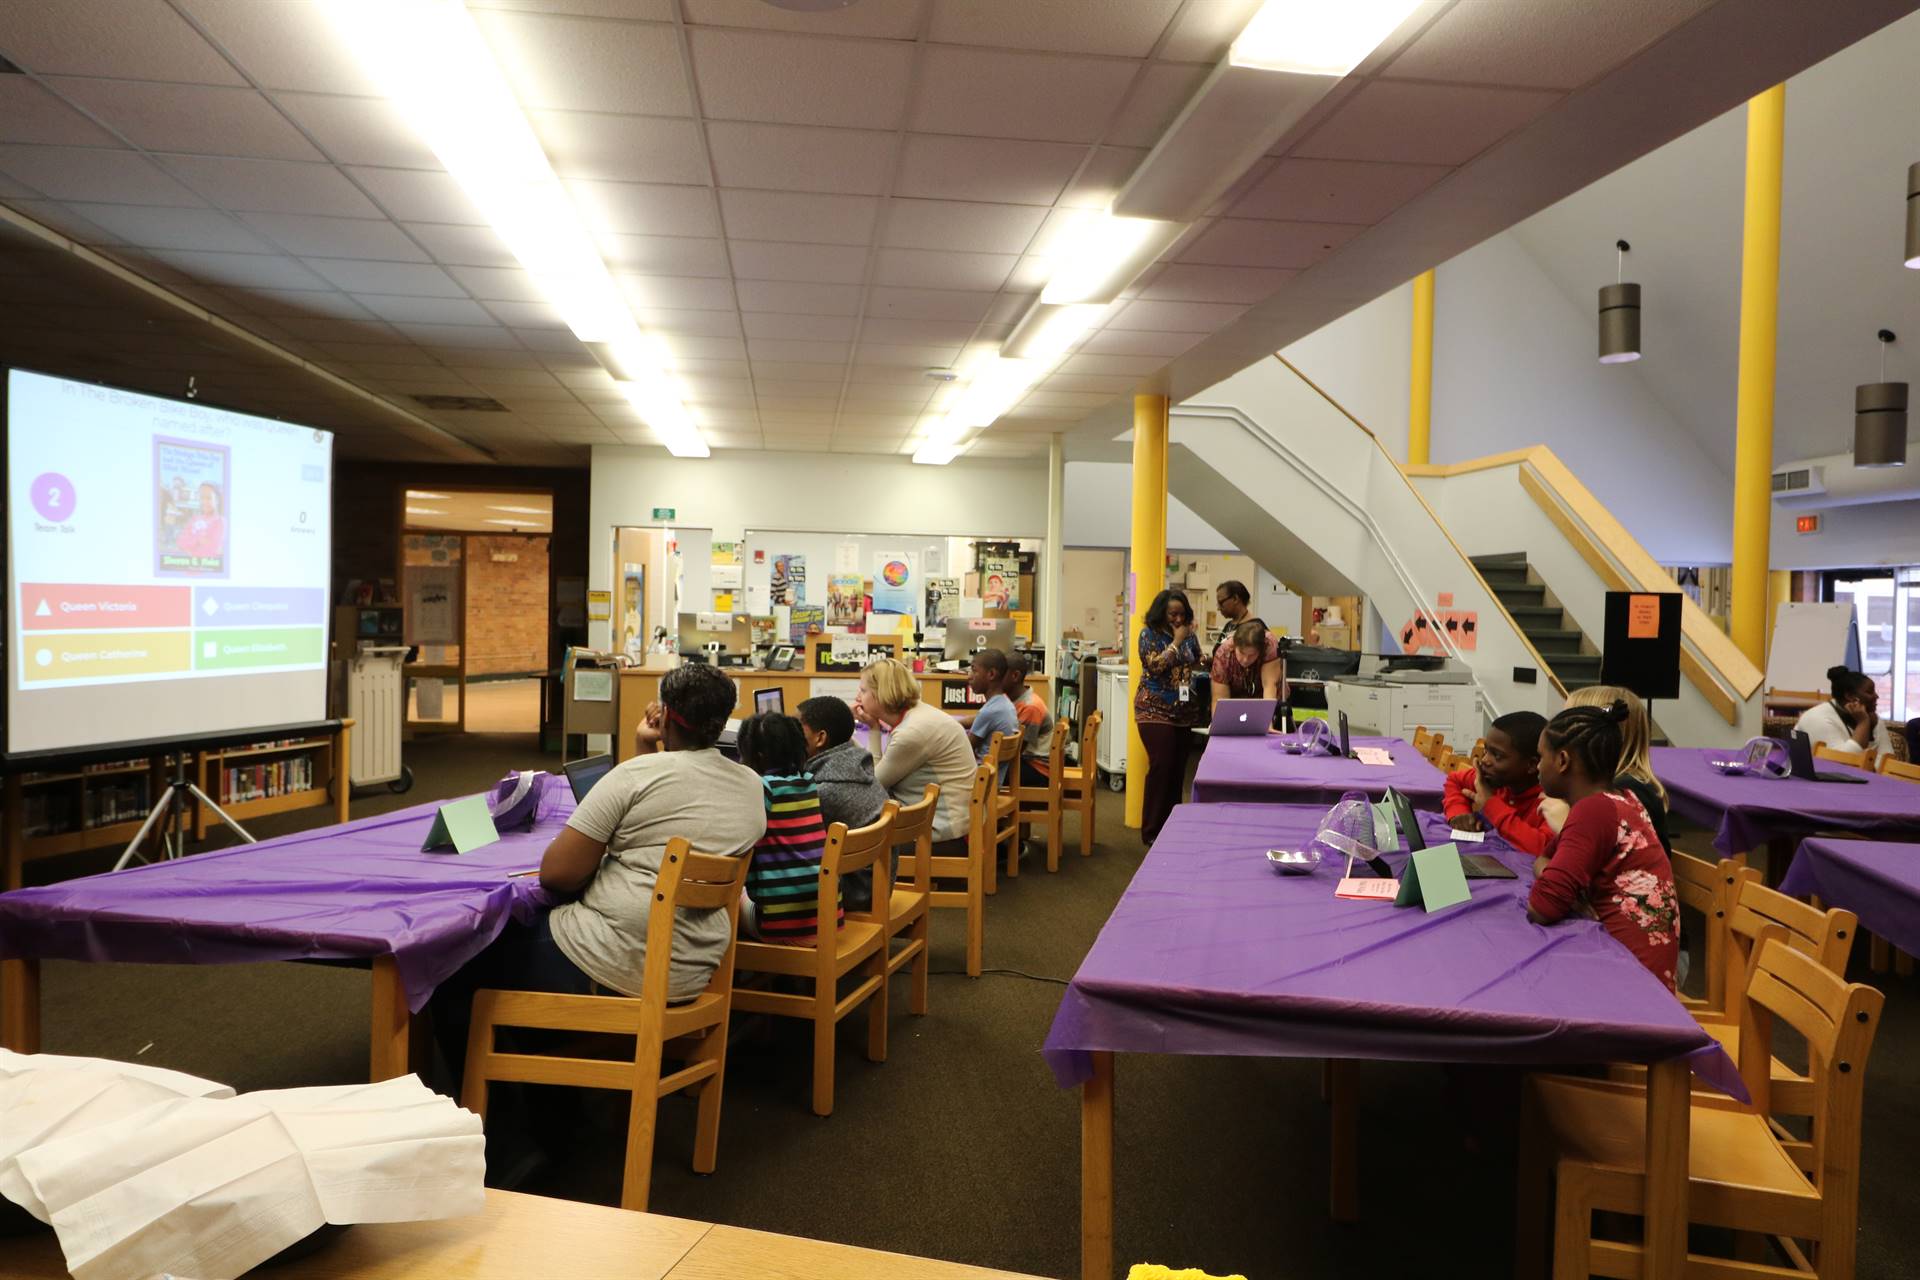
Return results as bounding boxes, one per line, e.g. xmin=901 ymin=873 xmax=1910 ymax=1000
xmin=192 ymin=586 xmax=326 ymax=628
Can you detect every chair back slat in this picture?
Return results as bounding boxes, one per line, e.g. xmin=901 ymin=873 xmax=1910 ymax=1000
xmin=675 ymin=850 xmax=755 ymax=910
xmin=1879 ymin=754 xmax=1920 ymax=782
xmin=890 ymin=784 xmax=938 ymax=892
xmin=1729 ymin=868 xmax=1857 ymax=975
xmin=827 ymin=802 xmax=899 ymax=883
xmin=990 ymin=731 xmax=1019 ymax=787
xmin=1813 ymin=742 xmax=1876 ymax=771
xmin=1079 ymin=711 xmax=1102 ymax=767
xmin=638 ymin=837 xmax=752 ymax=1007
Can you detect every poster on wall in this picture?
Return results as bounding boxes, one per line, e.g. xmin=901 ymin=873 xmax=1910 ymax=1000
xmin=835 ymin=542 xmax=860 ymax=573
xmin=826 ymin=573 xmax=864 ymax=627
xmin=411 ymin=566 xmax=458 ymax=643
xmin=980 ymin=556 xmax=1019 ymax=610
xmin=924 ymin=576 xmax=959 ymax=627
xmin=871 ymin=550 xmax=914 ymax=615
xmin=713 ymin=541 xmax=741 ymax=565
xmin=710 ymin=563 xmax=742 ymax=591
xmin=770 ymin=554 xmax=806 ymax=607
xmin=789 ymin=603 xmax=824 ymax=643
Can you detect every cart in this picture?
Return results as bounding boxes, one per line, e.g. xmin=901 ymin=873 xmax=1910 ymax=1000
xmin=1095 ymin=660 xmax=1131 ymax=791
xmin=346 ymin=645 xmax=413 ymax=794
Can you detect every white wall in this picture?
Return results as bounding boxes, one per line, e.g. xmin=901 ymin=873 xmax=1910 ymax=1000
xmin=1064 ymin=460 xmax=1234 ymax=549
xmin=1278 ymin=283 xmax=1413 ymax=460
xmin=1771 ymin=498 xmax=1920 ymax=570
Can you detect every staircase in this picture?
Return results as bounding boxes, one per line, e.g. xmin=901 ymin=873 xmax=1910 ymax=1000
xmin=1471 ymin=553 xmax=1602 ymax=691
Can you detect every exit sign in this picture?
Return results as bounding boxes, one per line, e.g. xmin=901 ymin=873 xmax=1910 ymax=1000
xmin=1795 ymin=513 xmax=1821 ymax=535
xmin=652 ymin=507 xmax=675 ymax=520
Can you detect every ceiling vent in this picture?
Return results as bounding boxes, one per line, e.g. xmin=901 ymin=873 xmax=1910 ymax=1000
xmin=411 ymin=393 xmax=507 ymax=412
xmin=1770 ymin=465 xmax=1826 ymax=498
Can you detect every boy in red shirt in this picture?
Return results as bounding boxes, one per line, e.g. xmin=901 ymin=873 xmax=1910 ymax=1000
xmin=1441 ymin=710 xmax=1551 ymax=856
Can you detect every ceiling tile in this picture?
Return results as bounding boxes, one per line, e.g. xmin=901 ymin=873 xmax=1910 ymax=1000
xmin=632 ymin=307 xmax=743 ymax=337
xmin=442 ymin=264 xmax=548 ymax=302
xmin=2 ymin=0 xmax=246 ymax=84
xmin=348 ymin=168 xmax=485 ymax=224
xmin=1383 ymin=0 xmax=1715 ymax=91
xmin=0 ymin=145 xmax=206 ymax=206
xmin=856 ymin=316 xmax=976 ymax=346
xmin=275 ymin=93 xmax=443 ymax=170
xmin=751 ymin=361 xmax=846 ymax=382
xmin=1059 ymin=146 xmax=1146 ymax=209
xmin=304 ymin=258 xmax=469 ymax=297
xmin=5 ymin=199 xmax=125 ymax=245
xmin=159 ymin=155 xmax=382 ymax=217
xmin=718 ymin=190 xmax=878 ymax=246
xmin=400 ymin=221 xmax=517 ymax=267
xmin=873 ymin=247 xmax=1015 ymax=291
xmin=929 ymin=0 xmax=1182 ymax=58
xmin=689 ymin=26 xmax=913 ymax=130
xmin=913 ymin=47 xmax=1139 ymax=144
xmin=1057 ymin=351 xmax=1163 ymax=376
xmin=865 ymin=286 xmax=995 ymax=321
xmin=747 ymin=338 xmax=851 ymax=364
xmin=402 ymin=322 xmax=521 ymax=349
xmin=492 ymin=300 xmax=569 ymax=327
xmin=226 ymin=287 xmax=376 ymax=320
xmin=1105 ymin=298 xmax=1247 ymax=331
xmin=569 ymin=179 xmax=720 ymax=238
xmin=474 ymin=9 xmax=693 ymax=116
xmin=1105 ymin=62 xmax=1210 ymax=149
xmin=1229 ymin=156 xmax=1450 ymax=224
xmin=893 ymin=134 xmax=1088 ymax=206
xmin=143 ymin=249 xmax=333 ymax=291
xmin=985 ymin=292 xmax=1035 ymax=324
xmin=1041 ymin=371 xmax=1140 ymax=394
xmin=882 ymin=199 xmax=1047 ymax=255
xmin=683 ymin=0 xmax=924 ymax=39
xmin=1158 ymin=0 xmax=1263 ymax=62
xmin=238 ymin=212 xmax=432 ymax=261
xmin=587 ymin=232 xmax=723 ymax=278
xmin=705 ymin=121 xmax=895 ymax=195
xmin=728 ymin=240 xmax=869 ymax=284
xmin=179 ymin=0 xmax=384 ymax=94
xmin=854 ymin=342 xmax=964 ymax=368
xmin=0 ymin=79 xmax=121 ymax=147
xmin=734 ymin=279 xmax=863 ymax=315
xmin=1292 ymin=81 xmax=1561 ymax=166
xmin=469 ymin=0 xmax=676 ymax=18
xmin=1076 ymin=326 xmax=1206 ymax=357
xmin=532 ymin=110 xmax=711 ymax=185
xmin=1176 ymin=217 xmax=1362 ymax=269
xmin=46 ymin=79 xmax=323 ymax=163
xmin=61 ymin=203 xmax=274 ymax=253
xmin=1136 ymin=262 xmax=1296 ymax=303
xmin=619 ymin=273 xmax=737 ymax=310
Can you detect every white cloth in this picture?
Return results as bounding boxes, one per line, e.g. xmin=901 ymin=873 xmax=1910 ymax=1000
xmin=1793 ymin=700 xmax=1893 ymax=755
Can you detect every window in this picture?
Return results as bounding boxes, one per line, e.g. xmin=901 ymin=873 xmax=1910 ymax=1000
xmin=1828 ymin=569 xmax=1918 ymax=721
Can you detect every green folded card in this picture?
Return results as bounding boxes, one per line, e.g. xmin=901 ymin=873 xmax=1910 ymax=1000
xmin=422 ymin=794 xmax=500 ymax=854
xmin=1372 ymin=800 xmax=1400 ymax=852
xmin=1393 ymin=842 xmax=1471 ymax=912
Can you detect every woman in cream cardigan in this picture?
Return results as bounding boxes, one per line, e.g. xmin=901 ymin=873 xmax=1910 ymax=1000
xmin=852 ymin=657 xmax=975 ymax=842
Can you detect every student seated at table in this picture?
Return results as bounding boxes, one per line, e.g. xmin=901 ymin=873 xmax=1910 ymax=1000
xmin=1529 ymin=701 xmax=1679 ymax=989
xmin=1441 ymin=710 xmax=1550 ymax=855
xmin=1004 ymin=651 xmax=1055 ymax=786
xmin=428 ymin=664 xmax=764 ymax=1090
xmin=735 ymin=713 xmax=840 ymax=944
xmin=854 ymin=656 xmax=974 ymax=844
xmin=1794 ymin=665 xmax=1894 ymax=757
xmin=797 ymin=695 xmax=888 ymax=910
xmin=1547 ymin=685 xmax=1672 ymax=854
xmin=965 ymin=647 xmax=1019 ymax=763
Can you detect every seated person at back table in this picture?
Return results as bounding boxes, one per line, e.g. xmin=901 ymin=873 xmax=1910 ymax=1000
xmin=735 ymin=712 xmax=840 ymax=944
xmin=1442 ymin=710 xmax=1551 ymax=856
xmin=965 ymin=647 xmax=1019 ymax=763
xmin=1003 ymin=651 xmax=1055 ymax=786
xmin=429 ymin=664 xmax=764 ymax=1086
xmin=1529 ymin=701 xmax=1679 ymax=989
xmin=1794 ymin=664 xmax=1894 ymax=757
xmin=798 ymin=694 xmax=889 ymax=910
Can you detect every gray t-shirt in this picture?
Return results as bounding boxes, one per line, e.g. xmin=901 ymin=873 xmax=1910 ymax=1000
xmin=548 ymin=748 xmax=766 ymax=1000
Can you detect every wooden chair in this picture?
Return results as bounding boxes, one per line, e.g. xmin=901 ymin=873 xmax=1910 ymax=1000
xmin=1671 ymin=851 xmax=1746 ymax=1022
xmin=1518 ymin=931 xmax=1884 ymax=1280
xmin=1013 ymin=719 xmax=1068 ymax=873
xmin=461 ymin=838 xmax=751 ymax=1211
xmin=927 ymin=763 xmax=993 ymax=978
xmin=1812 ymin=742 xmax=1876 ymax=772
xmin=881 ymin=784 xmax=940 ymax=1016
xmin=732 ymin=804 xmax=897 ymax=1117
xmin=1058 ymin=712 xmax=1104 ymax=858
xmin=984 ymin=731 xmax=1021 ymax=892
xmin=1878 ymin=754 xmax=1920 ymax=782
xmin=1412 ymin=725 xmax=1436 ymax=760
xmin=1468 ymin=736 xmax=1488 ymax=764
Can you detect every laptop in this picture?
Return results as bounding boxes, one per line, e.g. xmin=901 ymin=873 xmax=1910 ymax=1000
xmin=1787 ymin=730 xmax=1871 ymax=784
xmin=1337 ymin=709 xmax=1353 ymax=760
xmin=753 ymin=686 xmax=786 ymax=716
xmin=563 ymin=753 xmax=615 ymax=802
xmin=1209 ymin=698 xmax=1277 ymax=737
xmin=1388 ymin=786 xmax=1517 ymax=880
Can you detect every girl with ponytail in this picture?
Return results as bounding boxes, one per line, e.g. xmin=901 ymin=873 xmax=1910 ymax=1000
xmin=1527 ymin=700 xmax=1680 ymax=988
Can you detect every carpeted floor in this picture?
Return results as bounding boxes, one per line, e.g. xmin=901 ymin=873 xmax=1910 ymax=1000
xmin=23 ymin=730 xmax=1920 ymax=1279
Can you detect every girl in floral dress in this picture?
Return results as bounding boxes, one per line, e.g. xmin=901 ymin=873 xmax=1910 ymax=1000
xmin=1527 ymin=700 xmax=1680 ymax=988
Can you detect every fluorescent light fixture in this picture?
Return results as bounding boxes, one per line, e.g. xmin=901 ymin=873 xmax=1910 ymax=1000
xmin=405 ymin=506 xmax=445 ymax=515
xmin=1004 ymin=301 xmax=1108 ymax=361
xmin=483 ymin=518 xmax=544 ymax=526
xmin=950 ymin=357 xmax=1048 ymax=429
xmin=912 ymin=440 xmax=965 ymax=465
xmin=408 ymin=491 xmax=450 ymax=500
xmin=488 ymin=504 xmax=549 ymax=514
xmin=1230 ymin=0 xmax=1424 ymax=76
xmin=620 ymin=380 xmax=710 ymax=457
xmin=1040 ymin=215 xmax=1185 ymax=305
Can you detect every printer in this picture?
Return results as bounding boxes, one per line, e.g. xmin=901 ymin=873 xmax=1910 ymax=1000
xmin=1324 ymin=654 xmax=1481 ymax=744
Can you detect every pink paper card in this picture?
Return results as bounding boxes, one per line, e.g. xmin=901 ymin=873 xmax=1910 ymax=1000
xmin=1353 ymin=746 xmax=1394 ymax=766
xmin=1335 ymin=877 xmax=1398 ymax=901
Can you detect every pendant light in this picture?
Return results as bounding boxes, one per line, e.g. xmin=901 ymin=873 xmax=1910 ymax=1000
xmin=1597 ymin=239 xmax=1641 ymax=363
xmin=1905 ymin=162 xmax=1920 ymax=269
xmin=1854 ymin=329 xmax=1908 ymax=468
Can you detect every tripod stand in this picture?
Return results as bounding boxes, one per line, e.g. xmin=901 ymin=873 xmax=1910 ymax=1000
xmin=114 ymin=752 xmax=256 ymax=872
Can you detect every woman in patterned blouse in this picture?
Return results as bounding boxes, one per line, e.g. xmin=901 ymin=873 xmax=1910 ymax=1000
xmin=1133 ymin=588 xmax=1206 ymax=845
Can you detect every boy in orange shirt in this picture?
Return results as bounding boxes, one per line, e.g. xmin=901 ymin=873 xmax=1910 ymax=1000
xmin=1441 ymin=710 xmax=1551 ymax=856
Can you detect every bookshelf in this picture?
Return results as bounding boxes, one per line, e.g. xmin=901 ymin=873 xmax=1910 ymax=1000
xmin=194 ymin=733 xmax=343 ymax=835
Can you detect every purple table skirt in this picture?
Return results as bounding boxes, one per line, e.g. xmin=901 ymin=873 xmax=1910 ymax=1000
xmin=1190 ymin=734 xmax=1446 ymax=808
xmin=1780 ymin=839 xmax=1920 ymax=958
xmin=1042 ymin=802 xmax=1742 ymax=1101
xmin=0 ymin=793 xmax=570 ymax=1014
xmin=1653 ymin=747 xmax=1920 ymax=856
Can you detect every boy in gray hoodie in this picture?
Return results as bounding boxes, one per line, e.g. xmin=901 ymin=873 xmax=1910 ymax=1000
xmin=798 ymin=695 xmax=891 ymax=908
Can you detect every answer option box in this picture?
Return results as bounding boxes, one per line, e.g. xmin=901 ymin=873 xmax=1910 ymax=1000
xmin=19 ymin=583 xmax=191 ymax=630
xmin=22 ymin=631 xmax=193 ymax=681
xmin=192 ymin=626 xmax=325 ymax=671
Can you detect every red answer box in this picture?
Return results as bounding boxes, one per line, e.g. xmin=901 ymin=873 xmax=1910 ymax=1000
xmin=20 ymin=583 xmax=192 ymax=630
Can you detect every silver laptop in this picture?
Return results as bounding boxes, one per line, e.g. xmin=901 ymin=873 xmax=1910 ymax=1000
xmin=1209 ymin=698 xmax=1277 ymax=736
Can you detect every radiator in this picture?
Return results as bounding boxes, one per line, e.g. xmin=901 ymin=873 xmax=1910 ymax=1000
xmin=347 ymin=650 xmax=406 ymax=786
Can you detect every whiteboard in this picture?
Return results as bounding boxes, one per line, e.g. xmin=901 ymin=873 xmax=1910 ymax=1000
xmin=1765 ymin=601 xmax=1861 ymax=694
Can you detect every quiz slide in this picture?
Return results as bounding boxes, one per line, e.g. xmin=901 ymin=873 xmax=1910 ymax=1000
xmin=6 ymin=369 xmax=333 ymax=756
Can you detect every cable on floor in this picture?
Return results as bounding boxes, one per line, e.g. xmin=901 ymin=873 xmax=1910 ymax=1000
xmin=929 ymin=968 xmax=1070 ymax=987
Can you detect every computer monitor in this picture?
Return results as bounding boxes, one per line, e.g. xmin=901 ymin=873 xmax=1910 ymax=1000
xmin=563 ymin=754 xmax=615 ymax=802
xmin=753 ymin=687 xmax=785 ymax=717
xmin=944 ymin=619 xmax=1015 ymax=661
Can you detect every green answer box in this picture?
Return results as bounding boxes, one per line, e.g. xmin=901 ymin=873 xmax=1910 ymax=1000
xmin=193 ymin=626 xmax=325 ymax=671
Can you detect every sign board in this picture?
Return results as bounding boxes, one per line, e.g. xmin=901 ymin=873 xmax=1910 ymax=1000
xmin=1795 ymin=513 xmax=1821 ymax=535
xmin=586 ymin=590 xmax=612 ymax=622
xmin=1600 ymin=591 xmax=1681 ymax=700
xmin=652 ymin=507 xmax=675 ymax=520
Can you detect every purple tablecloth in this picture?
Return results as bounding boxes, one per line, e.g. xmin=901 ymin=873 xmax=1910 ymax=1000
xmin=0 ymin=794 xmax=570 ymax=1014
xmin=1780 ymin=839 xmax=1920 ymax=957
xmin=1653 ymin=747 xmax=1920 ymax=856
xmin=1190 ymin=734 xmax=1446 ymax=808
xmin=1042 ymin=801 xmax=1742 ymax=1100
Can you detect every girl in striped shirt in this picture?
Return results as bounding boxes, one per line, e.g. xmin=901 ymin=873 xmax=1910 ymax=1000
xmin=736 ymin=713 xmax=840 ymax=944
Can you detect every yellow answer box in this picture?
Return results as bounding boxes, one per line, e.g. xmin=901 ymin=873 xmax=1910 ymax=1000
xmin=21 ymin=631 xmax=193 ymax=681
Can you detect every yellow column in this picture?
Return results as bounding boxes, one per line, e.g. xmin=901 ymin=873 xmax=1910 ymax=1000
xmin=1125 ymin=394 xmax=1169 ymax=830
xmin=1408 ymin=270 xmax=1435 ymax=466
xmin=1730 ymin=85 xmax=1785 ymax=667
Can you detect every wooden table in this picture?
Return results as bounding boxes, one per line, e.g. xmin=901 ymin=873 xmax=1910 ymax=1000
xmin=8 ymin=1188 xmax=1044 ymax=1280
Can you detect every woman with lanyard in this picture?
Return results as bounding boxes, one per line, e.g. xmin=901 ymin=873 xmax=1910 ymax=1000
xmin=1134 ymin=588 xmax=1206 ymax=846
